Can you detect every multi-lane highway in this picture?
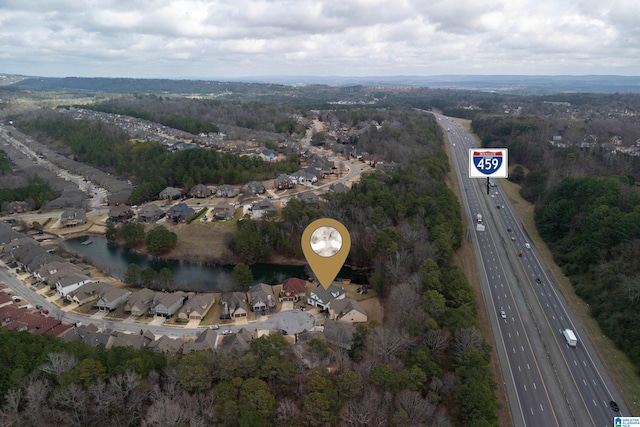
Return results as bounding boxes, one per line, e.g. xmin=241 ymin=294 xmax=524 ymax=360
xmin=437 ymin=114 xmax=627 ymax=426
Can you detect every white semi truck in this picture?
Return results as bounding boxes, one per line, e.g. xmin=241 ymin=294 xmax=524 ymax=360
xmin=563 ymin=329 xmax=577 ymax=347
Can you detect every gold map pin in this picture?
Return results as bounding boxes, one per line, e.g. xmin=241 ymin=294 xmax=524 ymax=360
xmin=301 ymin=218 xmax=351 ymax=290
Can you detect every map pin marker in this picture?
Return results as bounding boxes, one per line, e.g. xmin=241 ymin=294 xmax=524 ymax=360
xmin=302 ymin=218 xmax=351 ymax=290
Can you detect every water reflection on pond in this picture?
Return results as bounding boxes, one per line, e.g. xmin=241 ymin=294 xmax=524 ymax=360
xmin=62 ymin=236 xmax=358 ymax=292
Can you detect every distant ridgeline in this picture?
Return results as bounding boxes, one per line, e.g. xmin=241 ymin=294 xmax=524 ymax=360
xmin=8 ymin=75 xmax=640 ymax=95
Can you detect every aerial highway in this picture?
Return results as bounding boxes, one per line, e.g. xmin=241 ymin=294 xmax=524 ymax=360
xmin=436 ymin=114 xmax=628 ymax=426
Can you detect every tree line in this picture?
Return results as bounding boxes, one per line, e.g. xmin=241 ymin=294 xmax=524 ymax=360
xmin=0 ymin=175 xmax=54 ymax=210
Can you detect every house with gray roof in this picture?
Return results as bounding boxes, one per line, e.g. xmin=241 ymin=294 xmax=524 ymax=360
xmin=307 ymin=283 xmax=346 ymax=309
xmin=150 ymin=292 xmax=186 ymax=317
xmin=159 ymin=186 xmax=182 ymax=200
xmin=216 ymin=184 xmax=239 ymax=198
xmin=60 ymin=208 xmax=86 ymax=226
xmin=243 ymin=181 xmax=266 ymax=195
xmin=213 ymin=201 xmax=236 ymax=221
xmin=274 ymin=174 xmax=293 ymax=190
xmin=96 ymin=287 xmax=132 ymax=311
xmin=220 ymin=292 xmax=248 ymax=319
xmin=252 ymin=199 xmax=276 ymax=219
xmin=249 ymin=283 xmax=275 ymax=312
xmin=178 ymin=293 xmax=216 ymax=320
xmin=323 ymin=319 xmax=356 ymax=349
xmin=182 ymin=328 xmax=219 ymax=353
xmin=138 ymin=204 xmax=164 ymax=223
xmin=219 ymin=328 xmax=254 ymax=355
xmin=166 ymin=203 xmax=194 ymax=224
xmin=189 ymin=183 xmax=212 ymax=198
xmin=328 ymin=298 xmax=367 ymax=323
xmin=147 ymin=335 xmax=184 ymax=353
xmin=57 ymin=274 xmax=100 ymax=298
xmin=124 ymin=288 xmax=156 ymax=316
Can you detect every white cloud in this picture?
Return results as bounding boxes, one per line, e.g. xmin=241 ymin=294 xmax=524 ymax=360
xmin=0 ymin=0 xmax=638 ymax=78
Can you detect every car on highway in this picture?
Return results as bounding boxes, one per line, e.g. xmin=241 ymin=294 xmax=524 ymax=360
xmin=500 ymin=310 xmax=507 ymax=319
xmin=507 ymin=227 xmax=512 ymax=232
xmin=511 ymin=236 xmax=516 ymax=241
xmin=525 ymin=242 xmax=531 ymax=249
xmin=610 ymin=400 xmax=620 ymax=412
xmin=536 ymin=278 xmax=542 ymax=284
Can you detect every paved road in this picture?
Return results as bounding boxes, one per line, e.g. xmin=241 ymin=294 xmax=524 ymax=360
xmin=436 ymin=113 xmax=627 ymax=426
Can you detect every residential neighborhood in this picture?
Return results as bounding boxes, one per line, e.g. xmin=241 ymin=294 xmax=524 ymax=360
xmin=0 ymin=221 xmax=379 ymax=356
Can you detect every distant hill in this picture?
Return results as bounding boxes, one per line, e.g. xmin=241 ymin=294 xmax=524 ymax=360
xmin=5 ymin=74 xmax=640 ymax=95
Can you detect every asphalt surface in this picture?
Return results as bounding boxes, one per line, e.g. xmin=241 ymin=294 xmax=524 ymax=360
xmin=437 ymin=113 xmax=627 ymax=427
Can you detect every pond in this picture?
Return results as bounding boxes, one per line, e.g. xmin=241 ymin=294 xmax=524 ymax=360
xmin=62 ymin=236 xmax=359 ymax=292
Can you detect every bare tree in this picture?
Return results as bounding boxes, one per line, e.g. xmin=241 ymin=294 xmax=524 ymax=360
xmin=366 ymin=325 xmax=414 ymax=364
xmin=51 ymin=383 xmax=88 ymax=427
xmin=452 ymin=326 xmax=484 ymax=358
xmin=392 ymin=389 xmax=435 ymax=426
xmin=40 ymin=351 xmax=78 ymax=377
xmin=0 ymin=388 xmax=22 ymax=427
xmin=142 ymin=394 xmax=188 ymax=427
xmin=424 ymin=329 xmax=450 ymax=358
xmin=276 ymin=397 xmax=300 ymax=427
xmin=340 ymin=388 xmax=391 ymax=427
xmin=24 ymin=377 xmax=51 ymax=425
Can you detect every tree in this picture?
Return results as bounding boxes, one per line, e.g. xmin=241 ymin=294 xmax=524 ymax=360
xmin=140 ymin=267 xmax=157 ymax=288
xmin=232 ymin=263 xmax=253 ymax=289
xmin=239 ymin=378 xmax=276 ymax=425
xmin=156 ymin=267 xmax=174 ymax=290
xmin=105 ymin=222 xmax=117 ymax=242
xmin=119 ymin=223 xmax=145 ymax=248
xmin=145 ymin=225 xmax=177 ymax=255
xmin=123 ymin=264 xmax=141 ymax=286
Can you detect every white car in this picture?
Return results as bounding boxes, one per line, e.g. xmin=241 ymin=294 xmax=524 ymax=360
xmin=525 ymin=242 xmax=531 ymax=249
xmin=209 ymin=324 xmax=219 ymax=330
xmin=500 ymin=310 xmax=507 ymax=319
xmin=221 ymin=329 xmax=233 ymax=335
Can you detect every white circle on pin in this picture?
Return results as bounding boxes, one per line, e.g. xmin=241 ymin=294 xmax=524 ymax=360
xmin=310 ymin=226 xmax=342 ymax=257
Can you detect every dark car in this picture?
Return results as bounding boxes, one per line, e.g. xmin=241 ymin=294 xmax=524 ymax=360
xmin=36 ymin=304 xmax=43 ymax=310
xmin=507 ymin=227 xmax=512 ymax=232
xmin=610 ymin=400 xmax=620 ymax=412
xmin=280 ymin=329 xmax=288 ymax=335
xmin=536 ymin=278 xmax=541 ymax=284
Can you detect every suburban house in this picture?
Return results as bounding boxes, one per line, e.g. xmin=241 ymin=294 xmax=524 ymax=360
xmin=61 ymin=323 xmax=112 ymax=347
xmin=107 ymin=204 xmax=133 ymax=223
xmin=150 ymin=292 xmax=186 ymax=317
xmin=66 ymin=281 xmax=110 ymax=305
xmin=251 ymin=199 xmax=276 ymax=219
xmin=243 ymin=181 xmax=266 ymax=195
xmin=138 ymin=204 xmax=164 ymax=223
xmin=279 ymin=277 xmax=307 ymax=302
xmin=56 ymin=273 xmax=100 ymax=298
xmin=124 ymin=288 xmax=157 ymax=316
xmin=147 ymin=335 xmax=184 ymax=353
xmin=189 ymin=183 xmax=211 ymax=198
xmin=212 ymin=201 xmax=236 ymax=221
xmin=307 ymin=283 xmax=346 ymax=309
xmin=258 ymin=148 xmax=277 ymax=162
xmin=220 ymin=292 xmax=249 ymax=319
xmin=60 ymin=208 xmax=86 ymax=227
xmin=178 ymin=293 xmax=216 ymax=320
xmin=274 ymin=174 xmax=293 ymax=190
xmin=109 ymin=330 xmax=155 ymax=350
xmin=166 ymin=203 xmax=194 ymax=224
xmin=220 ymin=328 xmax=254 ymax=355
xmin=323 ymin=319 xmax=356 ymax=349
xmin=249 ymin=283 xmax=275 ymax=312
xmin=328 ymin=182 xmax=349 ymax=194
xmin=297 ymin=191 xmax=319 ymax=203
xmin=327 ymin=298 xmax=368 ymax=323
xmin=44 ymin=264 xmax=86 ymax=289
xmin=216 ymin=184 xmax=239 ymax=198
xmin=159 ymin=186 xmax=182 ymax=200
xmin=182 ymin=328 xmax=219 ymax=353
xmin=5 ymin=201 xmax=30 ymax=214
xmin=289 ymin=170 xmax=318 ymax=185
xmin=96 ymin=287 xmax=132 ymax=311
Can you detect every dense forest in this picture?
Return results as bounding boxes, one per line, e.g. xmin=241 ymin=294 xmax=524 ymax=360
xmin=0 ymin=175 xmax=54 ymax=210
xmin=534 ymin=176 xmax=640 ymax=370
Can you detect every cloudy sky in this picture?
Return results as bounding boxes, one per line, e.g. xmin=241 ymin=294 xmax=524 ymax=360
xmin=1 ymin=0 xmax=638 ymax=79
